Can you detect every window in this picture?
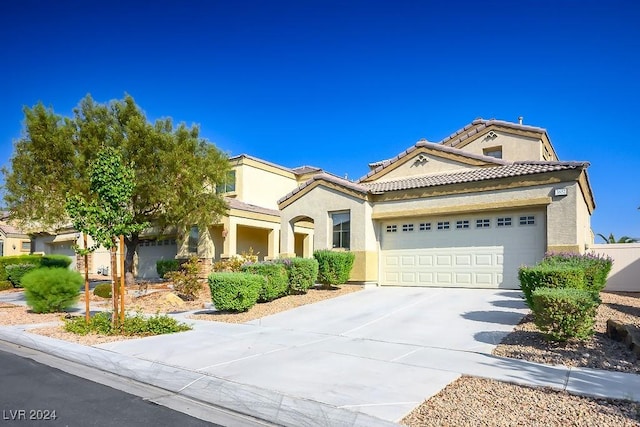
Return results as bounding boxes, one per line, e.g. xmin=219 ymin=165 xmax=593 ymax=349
xmin=419 ymin=222 xmax=431 ymax=231
xmin=402 ymin=224 xmax=414 ymax=232
xmin=386 ymin=225 xmax=397 ymax=233
xmin=332 ymin=212 xmax=350 ymax=249
xmin=216 ymin=170 xmax=236 ymax=193
xmin=437 ymin=221 xmax=450 ymax=230
xmin=483 ymin=146 xmax=502 ymax=159
xmin=188 ymin=226 xmax=199 ymax=253
xmin=497 ymin=217 xmax=512 ymax=227
xmin=21 ymin=241 xmax=30 ymax=251
xmin=476 ymin=219 xmax=491 ymax=228
xmin=519 ymin=215 xmax=535 ymax=226
xmin=456 ymin=220 xmax=470 ymax=229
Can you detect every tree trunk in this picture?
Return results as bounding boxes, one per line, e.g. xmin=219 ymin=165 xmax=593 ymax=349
xmin=124 ymin=233 xmax=139 ymax=286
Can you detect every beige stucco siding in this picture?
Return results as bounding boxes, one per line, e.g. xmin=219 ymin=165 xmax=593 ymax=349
xmin=458 ymin=132 xmax=542 ymax=161
xmin=1 ymin=236 xmax=31 ymax=256
xmin=236 ymin=163 xmax=299 ymax=209
xmin=376 ymin=154 xmax=478 ymax=181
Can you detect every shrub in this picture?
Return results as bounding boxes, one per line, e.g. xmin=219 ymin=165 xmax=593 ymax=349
xmin=64 ymin=311 xmax=191 ymax=336
xmin=281 ymin=257 xmax=319 ymax=294
xmin=212 ymin=248 xmax=259 ymax=272
xmin=541 ymin=252 xmax=613 ymax=294
xmin=208 ymin=272 xmax=264 ymax=312
xmin=313 ymin=250 xmax=355 ymax=287
xmin=518 ymin=264 xmax=586 ymax=309
xmin=6 ymin=263 xmax=38 ymax=287
xmin=22 ymin=267 xmax=82 ymax=313
xmin=93 ymin=283 xmax=112 ymax=298
xmin=0 ymin=281 xmax=12 ymax=291
xmin=241 ymin=262 xmax=289 ymax=302
xmin=0 ymin=255 xmax=42 ymax=281
xmin=165 ymin=256 xmax=202 ymax=301
xmin=531 ymin=287 xmax=598 ymax=341
xmin=156 ymin=259 xmax=180 ymax=278
xmin=41 ymin=254 xmax=73 ymax=269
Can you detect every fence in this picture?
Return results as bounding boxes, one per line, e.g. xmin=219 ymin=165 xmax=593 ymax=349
xmin=589 ymin=243 xmax=640 ymax=292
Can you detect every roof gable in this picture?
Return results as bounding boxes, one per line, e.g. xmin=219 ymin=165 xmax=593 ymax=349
xmin=359 ymin=141 xmax=507 ymax=183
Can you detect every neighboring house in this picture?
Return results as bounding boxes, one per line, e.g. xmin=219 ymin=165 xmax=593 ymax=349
xmin=278 ymin=118 xmax=595 ymax=289
xmin=0 ymin=223 xmax=31 ymax=256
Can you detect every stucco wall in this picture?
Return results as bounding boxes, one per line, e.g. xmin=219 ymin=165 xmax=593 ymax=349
xmin=589 ymin=243 xmax=640 ymax=292
xmin=1 ymin=236 xmax=31 ymax=256
xmin=237 ymin=163 xmax=299 ymax=209
xmin=457 ymin=131 xmax=542 ymax=161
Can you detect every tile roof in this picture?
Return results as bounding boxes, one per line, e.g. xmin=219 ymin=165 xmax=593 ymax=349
xmin=361 ymin=161 xmax=589 ymax=193
xmin=290 ymin=165 xmax=323 ymax=175
xmin=229 ymin=154 xmax=324 ymax=177
xmin=0 ymin=223 xmax=28 ymax=237
xmin=278 ymin=173 xmax=368 ymax=205
xmin=440 ymin=118 xmax=547 ymax=148
xmin=225 ymin=198 xmax=280 ymax=217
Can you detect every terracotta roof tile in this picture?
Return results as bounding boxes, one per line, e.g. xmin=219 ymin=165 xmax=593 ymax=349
xmin=0 ymin=223 xmax=28 ymax=237
xmin=362 ymin=161 xmax=588 ymax=193
xmin=278 ymin=173 xmax=368 ymax=205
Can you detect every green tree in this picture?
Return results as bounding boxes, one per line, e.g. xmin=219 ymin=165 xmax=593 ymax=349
xmin=596 ymin=233 xmax=637 ymax=244
xmin=3 ymin=94 xmax=229 ymax=282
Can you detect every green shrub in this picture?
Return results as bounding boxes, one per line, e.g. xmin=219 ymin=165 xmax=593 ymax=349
xmin=165 ymin=256 xmax=202 ymax=301
xmin=41 ymin=254 xmax=73 ymax=269
xmin=22 ymin=267 xmax=82 ymax=313
xmin=0 ymin=281 xmax=12 ymax=291
xmin=0 ymin=255 xmax=42 ymax=281
xmin=281 ymin=257 xmax=319 ymax=294
xmin=6 ymin=263 xmax=39 ymax=287
xmin=156 ymin=259 xmax=181 ymax=278
xmin=541 ymin=252 xmax=613 ymax=294
xmin=531 ymin=287 xmax=599 ymax=341
xmin=64 ymin=311 xmax=191 ymax=336
xmin=241 ymin=262 xmax=288 ymax=302
xmin=518 ymin=264 xmax=586 ymax=309
xmin=212 ymin=249 xmax=259 ymax=272
xmin=313 ymin=250 xmax=355 ymax=287
xmin=93 ymin=283 xmax=112 ymax=298
xmin=208 ymin=272 xmax=264 ymax=312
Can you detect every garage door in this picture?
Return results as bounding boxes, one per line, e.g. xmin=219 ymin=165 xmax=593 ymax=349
xmin=49 ymin=242 xmax=77 ymax=270
xmin=136 ymin=238 xmax=178 ymax=280
xmin=380 ymin=210 xmax=546 ymax=289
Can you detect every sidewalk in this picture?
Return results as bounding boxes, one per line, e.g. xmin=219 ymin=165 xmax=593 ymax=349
xmin=1 ymin=287 xmax=639 ymax=426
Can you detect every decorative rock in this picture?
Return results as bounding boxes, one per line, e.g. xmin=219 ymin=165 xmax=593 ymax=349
xmin=606 ymin=318 xmax=640 ymax=357
xmin=162 ymin=293 xmax=186 ymax=307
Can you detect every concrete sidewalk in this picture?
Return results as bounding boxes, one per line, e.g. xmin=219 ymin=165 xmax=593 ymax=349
xmin=1 ymin=287 xmax=639 ymax=426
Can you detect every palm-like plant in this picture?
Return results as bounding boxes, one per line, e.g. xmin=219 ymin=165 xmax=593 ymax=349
xmin=596 ymin=233 xmax=637 ymax=244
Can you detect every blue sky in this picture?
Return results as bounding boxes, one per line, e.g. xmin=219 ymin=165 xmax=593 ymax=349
xmin=1 ymin=1 xmax=639 ymax=241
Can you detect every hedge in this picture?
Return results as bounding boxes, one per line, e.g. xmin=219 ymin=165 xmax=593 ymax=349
xmin=208 ymin=272 xmax=264 ymax=312
xmin=0 ymin=255 xmax=42 ymax=281
xmin=281 ymin=258 xmax=319 ymax=294
xmin=40 ymin=254 xmax=73 ymax=269
xmin=156 ymin=259 xmax=181 ymax=278
xmin=93 ymin=283 xmax=112 ymax=298
xmin=518 ymin=264 xmax=586 ymax=309
xmin=22 ymin=267 xmax=82 ymax=313
xmin=241 ymin=262 xmax=289 ymax=302
xmin=540 ymin=252 xmax=613 ymax=294
xmin=6 ymin=264 xmax=39 ymax=288
xmin=531 ymin=287 xmax=598 ymax=341
xmin=313 ymin=250 xmax=355 ymax=287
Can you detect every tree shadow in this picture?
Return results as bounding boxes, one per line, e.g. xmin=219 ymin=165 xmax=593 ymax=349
xmin=492 ymin=299 xmax=527 ymax=309
xmin=462 ymin=310 xmax=525 ymax=325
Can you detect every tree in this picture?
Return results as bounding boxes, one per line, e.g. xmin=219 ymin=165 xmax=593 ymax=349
xmin=3 ymin=94 xmax=229 ymax=283
xmin=596 ymin=233 xmax=637 ymax=244
xmin=66 ymin=147 xmax=146 ymax=324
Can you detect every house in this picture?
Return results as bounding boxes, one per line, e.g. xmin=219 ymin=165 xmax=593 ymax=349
xmin=0 ymin=223 xmax=31 ymax=256
xmin=278 ymin=118 xmax=595 ymax=289
xmin=135 ymin=154 xmax=322 ymax=279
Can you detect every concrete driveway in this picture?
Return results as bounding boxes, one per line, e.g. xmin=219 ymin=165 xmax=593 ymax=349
xmin=97 ymin=287 xmax=529 ymax=423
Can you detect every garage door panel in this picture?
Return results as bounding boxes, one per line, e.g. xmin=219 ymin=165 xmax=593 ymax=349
xmin=380 ymin=211 xmax=545 ymax=289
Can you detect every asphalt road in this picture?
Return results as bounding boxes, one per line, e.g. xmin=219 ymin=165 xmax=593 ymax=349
xmin=0 ymin=341 xmax=270 ymax=427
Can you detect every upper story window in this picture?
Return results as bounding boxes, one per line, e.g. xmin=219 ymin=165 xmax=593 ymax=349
xmin=331 ymin=211 xmax=350 ymax=250
xmin=188 ymin=226 xmax=199 ymax=253
xmin=483 ymin=146 xmax=502 ymax=159
xmin=216 ymin=170 xmax=236 ymax=194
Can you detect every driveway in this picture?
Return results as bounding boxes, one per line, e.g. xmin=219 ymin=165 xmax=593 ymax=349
xmin=97 ymin=287 xmax=529 ymax=422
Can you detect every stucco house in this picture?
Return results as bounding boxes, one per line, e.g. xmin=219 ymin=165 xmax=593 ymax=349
xmin=278 ymin=118 xmax=595 ymax=289
xmin=0 ymin=223 xmax=31 ymax=257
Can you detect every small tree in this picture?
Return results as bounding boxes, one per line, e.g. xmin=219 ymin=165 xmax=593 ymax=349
xmin=596 ymin=233 xmax=637 ymax=244
xmin=66 ymin=147 xmax=148 ymax=326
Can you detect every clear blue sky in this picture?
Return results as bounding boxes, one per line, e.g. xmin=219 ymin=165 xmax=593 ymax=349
xmin=1 ymin=1 xmax=639 ymax=241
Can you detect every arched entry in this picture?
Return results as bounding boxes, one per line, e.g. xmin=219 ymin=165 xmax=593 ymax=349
xmin=291 ymin=216 xmax=314 ymax=258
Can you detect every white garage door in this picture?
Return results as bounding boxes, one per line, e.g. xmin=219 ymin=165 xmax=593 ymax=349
xmin=380 ymin=210 xmax=546 ymax=289
xmin=136 ymin=238 xmax=178 ymax=280
xmin=49 ymin=242 xmax=77 ymax=270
